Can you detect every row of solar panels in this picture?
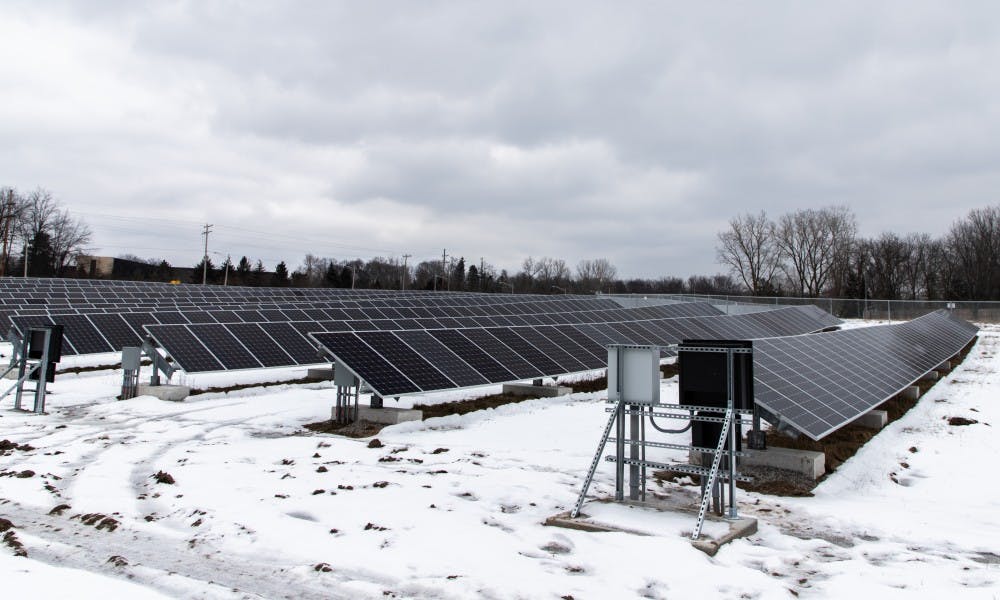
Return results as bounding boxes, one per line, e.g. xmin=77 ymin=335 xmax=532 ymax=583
xmin=10 ymin=302 xmax=723 ymax=357
xmin=0 ymin=296 xmax=640 ymax=331
xmin=304 ymin=305 xmax=840 ymax=397
xmin=753 ymin=309 xmax=978 ymax=440
xmin=135 ymin=307 xmax=839 ymax=380
xmin=0 ymin=277 xmax=607 ymax=304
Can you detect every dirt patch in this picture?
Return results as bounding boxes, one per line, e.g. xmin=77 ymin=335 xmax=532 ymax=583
xmin=0 ymin=440 xmax=34 ymax=455
xmin=413 ymin=393 xmax=536 ymax=419
xmin=190 ymin=375 xmax=318 ymax=397
xmin=48 ymin=504 xmax=71 ymax=516
xmin=76 ymin=513 xmax=120 ymax=532
xmin=738 ymin=465 xmax=816 ymax=497
xmin=947 ymin=416 xmax=979 ymax=426
xmin=153 ymin=471 xmax=175 ymax=485
xmin=304 ymin=419 xmax=383 ymax=438
xmin=3 ymin=530 xmax=26 ymax=557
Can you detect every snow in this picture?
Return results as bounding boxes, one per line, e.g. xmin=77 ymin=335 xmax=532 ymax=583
xmin=0 ymin=324 xmax=998 ymax=598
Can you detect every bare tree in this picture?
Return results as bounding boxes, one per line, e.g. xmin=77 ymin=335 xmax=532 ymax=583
xmin=49 ymin=208 xmax=93 ymax=271
xmin=0 ymin=187 xmax=27 ymax=276
xmin=576 ymin=258 xmax=618 ymax=293
xmin=774 ymin=206 xmax=856 ymax=296
xmin=944 ymin=206 xmax=1000 ymax=300
xmin=716 ymin=211 xmax=781 ymax=294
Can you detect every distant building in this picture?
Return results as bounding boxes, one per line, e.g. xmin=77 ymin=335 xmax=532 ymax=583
xmin=76 ymin=255 xmax=172 ymax=280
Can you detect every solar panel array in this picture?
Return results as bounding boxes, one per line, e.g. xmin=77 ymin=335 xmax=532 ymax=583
xmin=143 ymin=302 xmax=730 ymax=372
xmin=752 ymin=309 xmax=978 ymax=440
xmin=6 ymin=274 xmax=717 ymax=357
xmin=308 ymin=305 xmax=841 ymax=397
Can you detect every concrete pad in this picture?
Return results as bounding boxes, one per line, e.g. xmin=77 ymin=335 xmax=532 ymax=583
xmin=851 ymin=409 xmax=888 ymax=430
xmin=137 ymin=384 xmax=190 ymax=402
xmin=306 ymin=368 xmax=335 ymax=381
xmin=742 ymin=446 xmax=825 ymax=479
xmin=900 ymin=386 xmax=920 ymax=401
xmin=501 ymin=383 xmax=572 ymax=397
xmin=355 ymin=406 xmax=422 ymax=425
xmin=545 ymin=501 xmax=757 ymax=557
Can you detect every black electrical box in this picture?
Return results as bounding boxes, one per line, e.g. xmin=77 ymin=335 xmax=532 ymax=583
xmin=27 ymin=325 xmax=64 ymax=362
xmin=677 ymin=339 xmax=753 ymax=411
xmin=679 ymin=339 xmax=753 ymax=452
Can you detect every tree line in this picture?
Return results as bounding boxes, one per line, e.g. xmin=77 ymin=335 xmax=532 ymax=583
xmin=0 ymin=187 xmax=92 ymax=277
xmin=716 ymin=204 xmax=1000 ymax=301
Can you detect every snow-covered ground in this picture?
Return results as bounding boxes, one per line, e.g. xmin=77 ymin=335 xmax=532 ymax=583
xmin=0 ymin=325 xmax=998 ymax=599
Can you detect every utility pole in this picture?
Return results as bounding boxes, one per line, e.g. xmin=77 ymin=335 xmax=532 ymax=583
xmin=23 ymin=241 xmax=30 ymax=278
xmin=201 ymin=224 xmax=213 ymax=285
xmin=442 ymin=248 xmax=449 ymax=291
xmin=401 ymin=253 xmax=411 ymax=290
xmin=223 ymin=253 xmax=231 ymax=286
xmin=0 ymin=197 xmax=15 ymax=278
xmin=480 ymin=257 xmax=485 ymax=292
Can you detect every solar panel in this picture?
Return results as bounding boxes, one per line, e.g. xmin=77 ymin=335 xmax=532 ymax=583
xmin=428 ymin=329 xmax=517 ymax=383
xmin=228 ymin=323 xmax=297 ymax=367
xmin=144 ymin=325 xmax=223 ymax=372
xmin=51 ymin=314 xmax=114 ymax=354
xmin=393 ymin=330 xmax=490 ymax=388
xmin=752 ymin=309 xmax=977 ymax=440
xmin=360 ymin=331 xmax=456 ymax=390
xmin=457 ymin=329 xmax=544 ymax=379
xmin=195 ymin=324 xmax=262 ymax=370
xmin=309 ymin=332 xmax=420 ymax=396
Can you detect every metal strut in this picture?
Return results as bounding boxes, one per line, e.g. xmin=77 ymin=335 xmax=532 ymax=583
xmin=571 ymin=396 xmax=624 ymax=518
xmin=691 ymin=405 xmax=733 ymax=540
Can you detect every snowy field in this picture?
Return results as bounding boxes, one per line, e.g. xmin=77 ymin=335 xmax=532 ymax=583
xmin=1 ymin=324 xmax=998 ymax=599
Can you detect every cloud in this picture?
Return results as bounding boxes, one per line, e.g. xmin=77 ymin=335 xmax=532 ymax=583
xmin=2 ymin=2 xmax=1000 ymax=278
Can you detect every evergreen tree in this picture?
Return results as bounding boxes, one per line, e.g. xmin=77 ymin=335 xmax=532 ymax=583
xmin=324 ymin=262 xmax=339 ymax=287
xmin=155 ymin=260 xmax=174 ymax=282
xmin=452 ymin=257 xmax=466 ymax=290
xmin=466 ymin=264 xmax=480 ymax=291
xmin=271 ymin=261 xmax=290 ymax=286
xmin=190 ymin=257 xmax=215 ymax=284
xmin=236 ymin=256 xmax=252 ymax=284
xmin=250 ymin=260 xmax=265 ymax=286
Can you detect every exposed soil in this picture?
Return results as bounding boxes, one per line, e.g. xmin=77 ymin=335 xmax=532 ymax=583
xmin=190 ymin=376 xmax=318 ymax=396
xmin=413 ymin=393 xmax=535 ymax=419
xmin=947 ymin=416 xmax=979 ymax=426
xmin=153 ymin=471 xmax=176 ymax=485
xmin=303 ymin=419 xmax=383 ymax=438
xmin=0 ymin=440 xmax=35 ymax=455
xmin=738 ymin=465 xmax=816 ymax=497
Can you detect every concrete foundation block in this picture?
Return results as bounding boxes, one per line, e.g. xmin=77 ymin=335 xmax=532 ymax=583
xmin=920 ymin=370 xmax=939 ymax=382
xmin=742 ymin=446 xmax=825 ymax=480
xmin=355 ymin=406 xmax=422 ymax=425
xmin=900 ymin=386 xmax=920 ymax=401
xmin=136 ymin=384 xmax=190 ymax=402
xmin=936 ymin=360 xmax=952 ymax=372
xmin=852 ymin=409 xmax=888 ymax=430
xmin=306 ymin=368 xmax=335 ymax=381
xmin=502 ymin=383 xmax=572 ymax=398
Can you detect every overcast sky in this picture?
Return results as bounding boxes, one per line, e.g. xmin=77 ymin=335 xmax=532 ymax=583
xmin=3 ymin=2 xmax=1000 ymax=279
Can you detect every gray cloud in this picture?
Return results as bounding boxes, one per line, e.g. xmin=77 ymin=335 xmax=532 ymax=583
xmin=2 ymin=2 xmax=1000 ymax=278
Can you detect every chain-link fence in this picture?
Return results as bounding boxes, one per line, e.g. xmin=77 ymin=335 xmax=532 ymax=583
xmin=605 ymin=293 xmax=1000 ymax=323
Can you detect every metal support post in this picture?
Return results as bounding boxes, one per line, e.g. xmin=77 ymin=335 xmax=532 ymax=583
xmin=629 ymin=403 xmax=640 ymax=501
xmin=727 ymin=348 xmax=738 ymax=520
xmin=33 ymin=331 xmax=51 ymax=414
